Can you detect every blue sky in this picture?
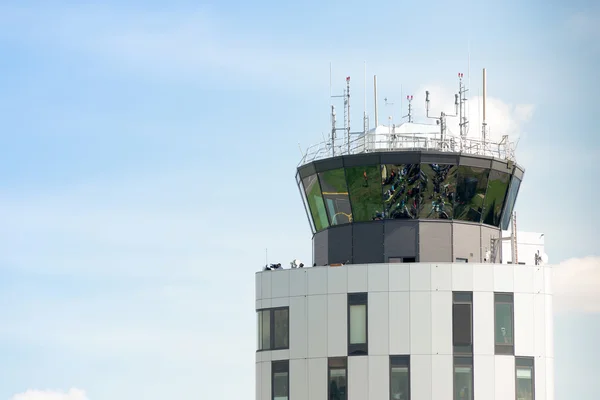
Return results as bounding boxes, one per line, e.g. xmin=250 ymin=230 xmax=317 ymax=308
xmin=0 ymin=1 xmax=599 ymax=399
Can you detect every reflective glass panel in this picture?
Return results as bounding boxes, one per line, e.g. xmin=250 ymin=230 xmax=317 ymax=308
xmin=318 ymin=168 xmax=352 ymax=225
xmin=454 ymin=365 xmax=473 ymax=400
xmin=495 ymin=303 xmax=514 ymax=345
xmin=346 ymin=165 xmax=383 ymax=221
xmin=419 ymin=163 xmax=457 ymax=219
xmin=482 ymin=170 xmax=510 ymax=227
xmin=390 ymin=365 xmax=409 ymax=400
xmin=273 ymin=308 xmax=289 ymax=349
xmin=381 ymin=163 xmax=422 ymax=219
xmin=349 ymin=304 xmax=367 ymax=344
xmin=297 ymin=173 xmax=316 ymax=233
xmin=516 ymin=367 xmax=534 ymax=400
xmin=302 ymin=174 xmax=330 ymax=231
xmin=454 ymin=166 xmax=490 ymax=222
xmin=272 ymin=361 xmax=289 ymax=400
xmin=329 ymin=368 xmax=347 ymax=400
xmin=500 ymin=176 xmax=521 ymax=230
xmin=261 ymin=310 xmax=270 ymax=350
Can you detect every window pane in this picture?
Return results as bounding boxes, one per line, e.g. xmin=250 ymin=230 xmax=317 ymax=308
xmin=454 ymin=365 xmax=473 ymax=400
xmin=419 ymin=163 xmax=457 ymax=220
xmin=453 ymin=303 xmax=472 ymax=346
xmin=297 ymin=173 xmax=316 ymax=233
xmin=482 ymin=170 xmax=510 ymax=227
xmin=454 ymin=166 xmax=490 ymax=222
xmin=329 ymin=368 xmax=347 ymax=400
xmin=381 ymin=163 xmax=421 ymax=220
xmin=516 ymin=367 xmax=534 ymax=400
xmin=346 ymin=165 xmax=382 ymax=221
xmin=391 ymin=366 xmax=409 ymax=400
xmin=302 ymin=174 xmax=330 ymax=231
xmin=257 ymin=312 xmax=262 ymax=350
xmin=319 ymin=168 xmax=352 ymax=225
xmin=273 ymin=308 xmax=289 ymax=349
xmin=500 ymin=176 xmax=521 ymax=230
xmin=349 ymin=304 xmax=367 ymax=344
xmin=261 ymin=310 xmax=270 ymax=350
xmin=495 ymin=303 xmax=514 ymax=345
xmin=273 ymin=371 xmax=288 ymax=400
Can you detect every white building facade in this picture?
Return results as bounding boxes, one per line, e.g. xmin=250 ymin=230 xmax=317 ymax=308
xmin=255 ymin=261 xmax=554 ymax=400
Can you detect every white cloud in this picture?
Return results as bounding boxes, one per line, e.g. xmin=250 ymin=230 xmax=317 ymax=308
xmin=10 ymin=389 xmax=88 ymax=400
xmin=553 ymin=256 xmax=600 ymax=314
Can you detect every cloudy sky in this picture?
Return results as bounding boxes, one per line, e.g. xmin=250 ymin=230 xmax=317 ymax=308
xmin=0 ymin=0 xmax=598 ymax=399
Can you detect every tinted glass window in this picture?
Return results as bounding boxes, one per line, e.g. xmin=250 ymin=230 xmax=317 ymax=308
xmin=319 ymin=168 xmax=352 ymax=225
xmin=495 ymin=302 xmax=514 ymax=345
xmin=419 ymin=163 xmax=457 ymax=219
xmin=381 ymin=163 xmax=422 ymax=219
xmin=346 ymin=165 xmax=382 ymax=221
xmin=453 ymin=303 xmax=472 ymax=346
xmin=482 ymin=170 xmax=510 ymax=227
xmin=302 ymin=174 xmax=330 ymax=231
xmin=297 ymin=173 xmax=316 ymax=233
xmin=272 ymin=361 xmax=289 ymax=400
xmin=273 ymin=308 xmax=289 ymax=349
xmin=349 ymin=304 xmax=367 ymax=344
xmin=500 ymin=176 xmax=521 ymax=230
xmin=454 ymin=363 xmax=473 ymax=400
xmin=261 ymin=310 xmax=270 ymax=350
xmin=390 ymin=356 xmax=410 ymax=400
xmin=329 ymin=358 xmax=347 ymax=400
xmin=454 ymin=166 xmax=490 ymax=222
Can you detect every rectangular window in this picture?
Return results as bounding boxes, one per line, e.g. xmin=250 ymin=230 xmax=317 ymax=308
xmin=257 ymin=307 xmax=289 ymax=351
xmin=272 ymin=360 xmax=289 ymax=400
xmin=454 ymin=356 xmax=473 ymax=400
xmin=516 ymin=357 xmax=535 ymax=400
xmin=390 ymin=356 xmax=410 ymax=400
xmin=348 ymin=293 xmax=368 ymax=355
xmin=494 ymin=293 xmax=514 ymax=355
xmin=328 ymin=357 xmax=347 ymax=400
xmin=453 ymin=292 xmax=473 ymax=354
xmin=456 ymin=257 xmax=469 ymax=263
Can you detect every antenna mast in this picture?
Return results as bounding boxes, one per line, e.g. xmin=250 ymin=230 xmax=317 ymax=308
xmin=458 ymin=72 xmax=469 ymax=150
xmin=425 ymin=77 xmax=458 ymax=149
xmin=373 ymin=75 xmax=379 ymax=127
xmin=346 ymin=76 xmax=351 ymax=153
xmin=403 ymin=95 xmax=414 ymax=123
xmin=482 ymin=68 xmax=488 ymax=147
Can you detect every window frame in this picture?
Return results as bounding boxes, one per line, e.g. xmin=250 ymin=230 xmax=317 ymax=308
xmin=456 ymin=257 xmax=469 ymax=263
xmin=257 ymin=307 xmax=290 ymax=351
xmin=328 ymin=357 xmax=348 ymax=400
xmin=452 ymin=292 xmax=473 ymax=354
xmin=347 ymin=292 xmax=368 ymax=355
xmin=389 ymin=355 xmax=411 ymax=400
xmin=271 ymin=360 xmax=289 ymax=400
xmin=453 ymin=356 xmax=474 ymax=400
xmin=494 ymin=292 xmax=515 ymax=355
xmin=515 ymin=357 xmax=535 ymax=400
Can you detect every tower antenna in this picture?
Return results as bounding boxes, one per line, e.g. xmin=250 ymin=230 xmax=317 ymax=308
xmin=373 ymin=75 xmax=379 ymax=127
xmin=425 ymin=75 xmax=459 ymax=149
xmin=482 ymin=68 xmax=488 ymax=147
xmin=458 ymin=72 xmax=469 ymax=146
xmin=403 ymin=95 xmax=414 ymax=123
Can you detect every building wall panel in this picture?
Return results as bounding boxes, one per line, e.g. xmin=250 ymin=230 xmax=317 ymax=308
xmin=327 ymin=293 xmax=347 ymax=357
xmin=307 ymin=295 xmax=328 ymax=358
xmin=368 ymin=292 xmax=389 ymax=355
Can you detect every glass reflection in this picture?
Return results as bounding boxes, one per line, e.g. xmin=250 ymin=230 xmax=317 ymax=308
xmin=482 ymin=170 xmax=510 ymax=227
xmin=346 ymin=165 xmax=382 ymax=222
xmin=380 ymin=164 xmax=423 ymax=219
xmin=419 ymin=164 xmax=457 ymax=219
xmin=500 ymin=176 xmax=521 ymax=230
xmin=302 ymin=174 xmax=330 ymax=231
xmin=297 ymin=173 xmax=316 ymax=233
xmin=318 ymin=168 xmax=352 ymax=225
xmin=454 ymin=364 xmax=473 ymax=400
xmin=454 ymin=166 xmax=490 ymax=222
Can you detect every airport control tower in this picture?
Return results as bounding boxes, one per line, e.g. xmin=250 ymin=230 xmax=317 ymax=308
xmin=255 ymin=70 xmax=554 ymax=400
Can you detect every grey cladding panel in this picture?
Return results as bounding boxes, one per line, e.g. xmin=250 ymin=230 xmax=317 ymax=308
xmin=452 ymin=222 xmax=481 ymax=262
xmin=343 ymin=153 xmax=381 ymax=167
xmin=418 ymin=221 xmax=452 ymax=262
xmin=421 ymin=152 xmax=459 ymax=165
xmin=352 ymin=222 xmax=384 ymax=264
xmin=313 ymin=230 xmax=328 ymax=266
xmin=491 ymin=160 xmax=511 ymax=174
xmin=459 ymin=155 xmax=492 ymax=169
xmin=481 ymin=225 xmax=501 ymax=263
xmin=514 ymin=167 xmax=525 ymax=180
xmin=315 ymin=156 xmax=344 ymax=172
xmin=380 ymin=152 xmax=421 ymax=165
xmin=384 ymin=220 xmax=418 ymax=261
xmin=328 ymin=224 xmax=353 ymax=264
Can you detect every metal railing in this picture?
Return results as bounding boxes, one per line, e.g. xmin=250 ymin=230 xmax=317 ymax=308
xmin=298 ymin=130 xmax=516 ymax=166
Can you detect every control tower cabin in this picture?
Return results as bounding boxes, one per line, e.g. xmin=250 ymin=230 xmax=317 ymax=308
xmin=255 ymin=71 xmax=554 ymax=400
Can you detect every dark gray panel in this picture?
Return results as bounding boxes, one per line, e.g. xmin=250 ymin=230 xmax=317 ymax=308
xmin=352 ymin=222 xmax=384 ymax=264
xmin=328 ymin=224 xmax=353 ymax=264
xmin=421 ymin=152 xmax=459 ymax=165
xmin=419 ymin=221 xmax=452 ymax=262
xmin=298 ymin=163 xmax=317 ymax=179
xmin=459 ymin=155 xmax=492 ymax=169
xmin=380 ymin=151 xmax=421 ymax=165
xmin=313 ymin=230 xmax=329 ymax=266
xmin=343 ymin=153 xmax=381 ymax=167
xmin=384 ymin=220 xmax=418 ymax=261
xmin=314 ymin=156 xmax=344 ymax=172
xmin=491 ymin=160 xmax=512 ymax=174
